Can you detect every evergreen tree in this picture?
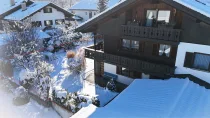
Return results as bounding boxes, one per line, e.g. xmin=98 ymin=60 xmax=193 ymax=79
xmin=97 ymin=0 xmax=109 ymax=13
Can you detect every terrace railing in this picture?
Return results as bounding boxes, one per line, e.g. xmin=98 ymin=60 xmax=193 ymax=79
xmin=85 ymin=48 xmax=175 ymax=76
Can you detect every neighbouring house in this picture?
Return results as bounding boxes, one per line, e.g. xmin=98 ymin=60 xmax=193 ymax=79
xmin=69 ymin=0 xmax=120 ymax=22
xmin=0 ymin=0 xmax=74 ymax=30
xmin=76 ymin=0 xmax=210 ymax=86
xmin=72 ymin=78 xmax=210 ymax=118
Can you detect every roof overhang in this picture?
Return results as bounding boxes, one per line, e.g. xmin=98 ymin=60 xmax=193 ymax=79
xmin=76 ymin=0 xmax=210 ymax=33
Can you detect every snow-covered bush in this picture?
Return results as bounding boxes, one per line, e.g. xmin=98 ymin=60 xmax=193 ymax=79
xmin=66 ymin=51 xmax=75 ymax=59
xmin=13 ymin=86 xmax=30 ymax=106
xmin=52 ymin=87 xmax=100 ymax=113
xmin=0 ymin=59 xmax=13 ymax=77
xmin=45 ymin=26 xmax=83 ymax=51
xmin=67 ymin=48 xmax=86 ymax=73
xmin=106 ymin=79 xmax=117 ymax=92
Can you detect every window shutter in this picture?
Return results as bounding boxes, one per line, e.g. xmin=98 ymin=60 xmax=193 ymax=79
xmin=116 ymin=66 xmax=121 ymax=74
xmin=170 ymin=46 xmax=177 ymax=59
xmin=184 ymin=52 xmax=194 ymax=68
xmin=152 ymin=44 xmax=159 ymax=56
xmin=139 ymin=42 xmax=145 ymax=52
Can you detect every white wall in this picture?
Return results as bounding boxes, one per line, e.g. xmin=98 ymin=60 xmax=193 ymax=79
xmin=175 ymin=42 xmax=210 ymax=83
xmin=52 ymin=102 xmax=73 ymax=118
xmin=70 ymin=9 xmax=98 ymax=22
xmin=104 ymin=63 xmax=134 ymax=85
xmin=31 ymin=6 xmax=65 ymax=27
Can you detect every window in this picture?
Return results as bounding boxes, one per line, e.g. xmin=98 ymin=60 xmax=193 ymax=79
xmin=184 ymin=52 xmax=210 ymax=72
xmin=44 ymin=7 xmax=52 ymax=13
xmin=146 ymin=10 xmax=171 ymax=27
xmin=89 ymin=12 xmax=93 ymax=18
xmin=146 ymin=10 xmax=157 ymax=27
xmin=157 ymin=10 xmax=171 ymax=23
xmin=122 ymin=39 xmax=139 ymax=51
xmin=94 ymin=12 xmax=96 ymax=15
xmin=117 ymin=66 xmax=141 ymax=78
xmin=31 ymin=21 xmax=42 ymax=27
xmin=153 ymin=44 xmax=171 ymax=57
xmin=55 ymin=19 xmax=65 ymax=25
xmin=85 ymin=12 xmax=87 ymax=15
xmin=159 ymin=44 xmax=171 ymax=57
xmin=122 ymin=39 xmax=130 ymax=49
xmin=44 ymin=20 xmax=53 ymax=26
xmin=193 ymin=53 xmax=210 ymax=71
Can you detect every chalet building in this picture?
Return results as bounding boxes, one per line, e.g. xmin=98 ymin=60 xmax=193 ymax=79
xmin=0 ymin=0 xmax=73 ymax=29
xmin=69 ymin=0 xmax=120 ymax=22
xmin=76 ymin=0 xmax=210 ymax=86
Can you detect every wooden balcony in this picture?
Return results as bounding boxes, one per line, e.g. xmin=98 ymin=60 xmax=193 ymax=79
xmin=85 ymin=48 xmax=175 ymax=76
xmin=121 ymin=25 xmax=181 ymax=42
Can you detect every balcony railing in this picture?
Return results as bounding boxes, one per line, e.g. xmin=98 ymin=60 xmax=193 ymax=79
xmin=121 ymin=25 xmax=181 ymax=42
xmin=85 ymin=48 xmax=175 ymax=76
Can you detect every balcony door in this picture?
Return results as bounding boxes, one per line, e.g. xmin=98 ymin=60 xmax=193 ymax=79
xmin=146 ymin=10 xmax=157 ymax=27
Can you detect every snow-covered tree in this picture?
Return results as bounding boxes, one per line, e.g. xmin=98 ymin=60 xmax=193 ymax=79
xmin=3 ymin=20 xmax=40 ymax=69
xmin=46 ymin=26 xmax=82 ymax=51
xmin=19 ymin=60 xmax=54 ymax=100
xmin=97 ymin=0 xmax=109 ymax=13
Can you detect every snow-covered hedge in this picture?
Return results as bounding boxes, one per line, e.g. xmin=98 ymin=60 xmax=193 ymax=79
xmin=52 ymin=87 xmax=100 ymax=113
xmin=13 ymin=86 xmax=30 ymax=106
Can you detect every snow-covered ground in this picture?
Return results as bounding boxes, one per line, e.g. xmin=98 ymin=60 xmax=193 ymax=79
xmin=0 ymin=89 xmax=61 ymax=118
xmin=50 ymin=44 xmax=118 ymax=107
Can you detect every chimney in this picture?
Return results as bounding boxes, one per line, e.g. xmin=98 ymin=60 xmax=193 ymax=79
xmin=10 ymin=0 xmax=15 ymax=6
xmin=21 ymin=2 xmax=27 ymax=11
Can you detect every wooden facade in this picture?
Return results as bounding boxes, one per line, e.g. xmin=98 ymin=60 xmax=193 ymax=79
xmin=77 ymin=0 xmax=210 ymax=84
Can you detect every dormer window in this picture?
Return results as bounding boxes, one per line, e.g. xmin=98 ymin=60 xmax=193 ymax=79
xmin=44 ymin=7 xmax=52 ymax=13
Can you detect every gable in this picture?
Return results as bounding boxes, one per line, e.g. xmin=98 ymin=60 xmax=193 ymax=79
xmin=3 ymin=2 xmax=73 ymax=21
xmin=76 ymin=0 xmax=210 ymax=33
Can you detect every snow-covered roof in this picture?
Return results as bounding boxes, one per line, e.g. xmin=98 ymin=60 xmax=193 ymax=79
xmin=72 ymin=78 xmax=210 ymax=118
xmin=37 ymin=30 xmax=51 ymax=39
xmin=69 ymin=0 xmax=120 ymax=10
xmin=174 ymin=0 xmax=210 ymax=18
xmin=77 ymin=0 xmax=210 ymax=32
xmin=4 ymin=1 xmax=50 ymax=21
xmin=0 ymin=0 xmax=24 ymax=16
xmin=76 ymin=0 xmax=130 ymax=32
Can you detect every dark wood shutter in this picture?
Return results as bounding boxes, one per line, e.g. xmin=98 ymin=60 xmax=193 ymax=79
xmin=152 ymin=44 xmax=159 ymax=56
xmin=170 ymin=46 xmax=178 ymax=59
xmin=116 ymin=66 xmax=121 ymax=74
xmin=139 ymin=42 xmax=145 ymax=52
xmin=184 ymin=52 xmax=194 ymax=68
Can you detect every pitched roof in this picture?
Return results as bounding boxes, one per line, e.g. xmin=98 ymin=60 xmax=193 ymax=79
xmin=76 ymin=0 xmax=210 ymax=32
xmin=0 ymin=0 xmax=24 ymax=16
xmin=4 ymin=1 xmax=50 ymax=21
xmin=174 ymin=0 xmax=210 ymax=18
xmin=2 ymin=1 xmax=73 ymax=21
xmin=69 ymin=0 xmax=120 ymax=11
xmin=72 ymin=78 xmax=210 ymax=118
